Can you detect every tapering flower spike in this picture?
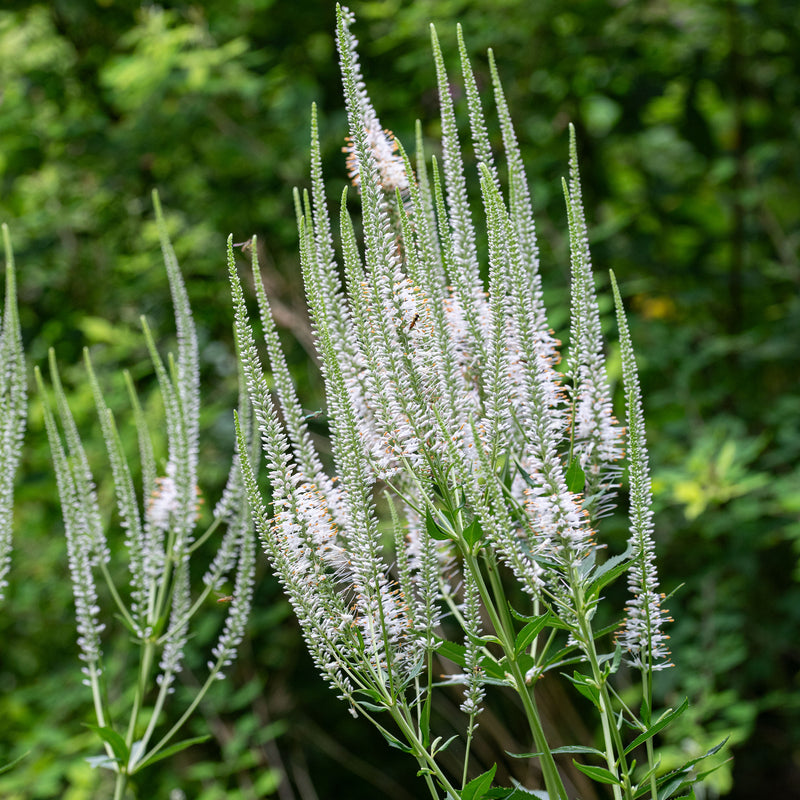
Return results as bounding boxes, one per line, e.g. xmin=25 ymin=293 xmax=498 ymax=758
xmin=0 ymin=225 xmax=27 ymax=601
xmin=612 ymin=272 xmax=672 ymax=671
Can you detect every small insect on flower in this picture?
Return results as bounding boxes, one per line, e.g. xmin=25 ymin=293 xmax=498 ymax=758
xmin=408 ymin=313 xmax=420 ymax=331
xmin=233 ymin=237 xmax=255 ymax=256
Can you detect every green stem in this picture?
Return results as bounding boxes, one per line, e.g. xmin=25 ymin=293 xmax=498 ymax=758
xmin=126 ymin=639 xmax=156 ymax=746
xmin=389 ymin=704 xmax=460 ymax=799
xmin=135 ymin=657 xmax=225 ymax=771
xmin=99 ymin=561 xmax=136 ymax=632
xmin=186 ymin=516 xmax=223 ymax=554
xmin=462 ymin=713 xmax=477 ymax=789
xmin=571 ymin=568 xmax=631 ymax=800
xmin=508 ymin=658 xmax=568 ymax=800
xmin=642 ymin=671 xmax=658 ymax=800
xmin=419 ymin=759 xmax=442 ymax=800
xmin=466 ymin=553 xmax=568 ymax=800
xmin=112 ymin=772 xmax=129 ymax=800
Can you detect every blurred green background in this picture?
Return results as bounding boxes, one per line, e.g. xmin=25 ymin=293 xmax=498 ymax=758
xmin=1 ymin=0 xmax=798 ymax=797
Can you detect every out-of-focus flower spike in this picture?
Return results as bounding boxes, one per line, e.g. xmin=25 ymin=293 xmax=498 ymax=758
xmin=35 ymin=366 xmax=105 ymax=683
xmin=46 ymin=349 xmax=110 ymax=567
xmin=84 ymin=349 xmax=147 ymax=633
xmin=0 ymin=224 xmax=26 ymax=601
xmin=152 ymin=191 xmax=200 ymax=549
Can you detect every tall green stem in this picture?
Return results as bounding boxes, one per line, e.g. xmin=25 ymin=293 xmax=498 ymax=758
xmin=642 ymin=671 xmax=658 ymax=800
xmin=467 ymin=553 xmax=568 ymax=800
xmin=570 ymin=567 xmax=631 ymax=800
xmin=388 ymin=704 xmax=461 ymax=799
xmin=112 ymin=771 xmax=129 ymax=800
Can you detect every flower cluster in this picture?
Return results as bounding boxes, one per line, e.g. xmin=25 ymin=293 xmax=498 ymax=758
xmin=39 ymin=193 xmax=257 ymax=782
xmin=231 ymin=9 xmax=675 ymax=797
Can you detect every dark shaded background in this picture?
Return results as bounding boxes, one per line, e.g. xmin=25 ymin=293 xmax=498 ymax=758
xmin=0 ymin=1 xmax=798 ymax=798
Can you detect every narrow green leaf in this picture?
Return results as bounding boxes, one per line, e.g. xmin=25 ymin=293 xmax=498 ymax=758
xmin=355 ymin=701 xmax=389 ymax=713
xmin=572 ymin=761 xmax=623 ymax=786
xmin=645 ymin=737 xmax=728 ymax=799
xmin=586 ymin=543 xmax=634 ymax=596
xmin=426 ymin=509 xmax=453 ymax=541
xmin=83 ymin=724 xmax=129 ymax=766
xmin=421 ymin=688 xmax=432 ymax=748
xmin=508 ymin=745 xmax=606 ymax=758
xmin=509 ymin=604 xmax=570 ymax=630
xmin=565 ymin=457 xmax=586 ymax=493
xmin=381 ymin=730 xmax=415 ymax=754
xmin=479 ymin=655 xmax=506 ymax=681
xmin=486 ymin=789 xmax=549 ymax=800
xmin=563 ymin=671 xmax=601 ymax=707
xmin=435 ymin=639 xmax=505 ymax=680
xmin=134 ymin=735 xmax=211 ymax=773
xmin=514 ymin=613 xmax=552 ymax=655
xmin=624 ymin=698 xmax=689 ymax=755
xmin=0 ymin=751 xmax=29 ymax=776
xmin=657 ymin=774 xmax=690 ymax=800
xmin=436 ymin=639 xmax=467 ymax=668
xmin=609 ymin=642 xmax=623 ymax=675
xmin=431 ymin=734 xmax=459 ymax=756
xmin=461 ymin=763 xmax=497 ymax=800
xmin=463 ymin=517 xmax=484 ymax=548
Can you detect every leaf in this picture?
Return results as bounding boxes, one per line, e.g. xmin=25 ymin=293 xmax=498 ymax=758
xmin=608 ymin=642 xmax=623 ymax=675
xmin=514 ymin=613 xmax=552 ymax=655
xmin=0 ymin=751 xmax=29 ymax=776
xmin=655 ymin=738 xmax=729 ymax=794
xmin=586 ymin=543 xmax=634 ymax=596
xmin=632 ymin=739 xmax=729 ymax=799
xmin=516 ymin=464 xmax=537 ymax=490
xmin=507 ymin=745 xmax=606 ymax=759
xmin=657 ymin=775 xmax=690 ymax=800
xmin=431 ymin=734 xmax=459 ymax=756
xmin=355 ymin=701 xmax=389 ymax=713
xmin=509 ymin=604 xmax=570 ymax=630
xmin=83 ymin=724 xmax=129 ymax=766
xmin=463 ymin=517 xmax=484 ymax=548
xmin=572 ymin=761 xmax=622 ymax=786
xmin=381 ymin=730 xmax=415 ymax=754
xmin=133 ymin=735 xmax=211 ymax=773
xmin=426 ymin=509 xmax=453 ymax=541
xmin=421 ymin=688 xmax=432 ymax=748
xmin=461 ymin=763 xmax=497 ymax=800
xmin=624 ymin=698 xmax=689 ymax=755
xmin=479 ymin=654 xmax=506 ymax=681
xmin=566 ymin=457 xmax=586 ymax=493
xmin=436 ymin=639 xmax=505 ymax=680
xmin=563 ymin=671 xmax=600 ymax=707
xmin=436 ymin=639 xmax=467 ymax=668
xmin=484 ymin=789 xmax=550 ymax=800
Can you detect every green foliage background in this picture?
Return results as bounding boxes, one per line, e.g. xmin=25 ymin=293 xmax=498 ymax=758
xmin=0 ymin=0 xmax=798 ymax=797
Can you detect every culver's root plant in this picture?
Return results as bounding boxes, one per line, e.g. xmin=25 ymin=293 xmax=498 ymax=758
xmin=231 ymin=8 xmax=726 ymax=800
xmin=37 ymin=193 xmax=257 ymax=800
